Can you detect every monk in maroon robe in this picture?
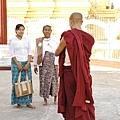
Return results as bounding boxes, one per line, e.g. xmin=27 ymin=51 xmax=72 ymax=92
xmin=55 ymin=12 xmax=95 ymax=120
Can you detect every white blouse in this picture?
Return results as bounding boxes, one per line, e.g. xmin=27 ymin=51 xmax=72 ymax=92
xmin=9 ymin=36 xmax=32 ymax=61
xmin=33 ymin=37 xmax=59 ymax=66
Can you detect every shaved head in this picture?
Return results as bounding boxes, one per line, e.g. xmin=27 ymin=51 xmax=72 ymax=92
xmin=69 ymin=12 xmax=83 ymax=24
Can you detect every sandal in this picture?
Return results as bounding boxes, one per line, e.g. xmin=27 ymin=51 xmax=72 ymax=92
xmin=27 ymin=104 xmax=35 ymax=109
xmin=43 ymin=98 xmax=48 ymax=105
xmin=43 ymin=102 xmax=48 ymax=106
xmin=16 ymin=104 xmax=22 ymax=108
xmin=54 ymin=101 xmax=57 ymax=105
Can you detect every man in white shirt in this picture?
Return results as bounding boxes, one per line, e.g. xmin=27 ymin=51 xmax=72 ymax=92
xmin=33 ymin=25 xmax=59 ymax=105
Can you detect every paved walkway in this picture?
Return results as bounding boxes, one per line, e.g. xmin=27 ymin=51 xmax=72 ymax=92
xmin=0 ymin=65 xmax=120 ymax=120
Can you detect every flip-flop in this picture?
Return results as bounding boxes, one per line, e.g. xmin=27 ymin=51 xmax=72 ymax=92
xmin=54 ymin=101 xmax=57 ymax=105
xmin=43 ymin=102 xmax=48 ymax=106
xmin=27 ymin=104 xmax=35 ymax=109
xmin=16 ymin=104 xmax=22 ymax=108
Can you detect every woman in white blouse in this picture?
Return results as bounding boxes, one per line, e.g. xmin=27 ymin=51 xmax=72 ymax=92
xmin=33 ymin=25 xmax=59 ymax=105
xmin=9 ymin=24 xmax=35 ymax=109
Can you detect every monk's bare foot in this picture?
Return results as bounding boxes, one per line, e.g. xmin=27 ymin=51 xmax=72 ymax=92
xmin=43 ymin=98 xmax=48 ymax=105
xmin=16 ymin=104 xmax=22 ymax=108
xmin=27 ymin=104 xmax=35 ymax=109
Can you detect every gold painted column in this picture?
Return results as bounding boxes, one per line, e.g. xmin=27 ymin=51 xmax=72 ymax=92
xmin=0 ymin=0 xmax=7 ymax=44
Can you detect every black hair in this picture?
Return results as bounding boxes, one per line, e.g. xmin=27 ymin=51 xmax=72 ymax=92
xmin=43 ymin=25 xmax=52 ymax=31
xmin=15 ymin=24 xmax=25 ymax=30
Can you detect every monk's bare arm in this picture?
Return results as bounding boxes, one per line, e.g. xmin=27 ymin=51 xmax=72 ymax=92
xmin=55 ymin=38 xmax=66 ymax=56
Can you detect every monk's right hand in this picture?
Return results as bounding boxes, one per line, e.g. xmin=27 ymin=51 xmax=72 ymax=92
xmin=34 ymin=67 xmax=38 ymax=74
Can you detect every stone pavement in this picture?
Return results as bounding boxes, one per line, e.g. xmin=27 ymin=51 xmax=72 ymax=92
xmin=0 ymin=65 xmax=120 ymax=120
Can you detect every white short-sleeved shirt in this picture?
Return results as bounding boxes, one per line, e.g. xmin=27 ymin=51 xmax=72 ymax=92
xmin=9 ymin=36 xmax=32 ymax=61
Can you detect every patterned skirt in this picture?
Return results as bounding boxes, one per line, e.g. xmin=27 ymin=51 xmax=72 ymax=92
xmin=11 ymin=60 xmax=32 ymax=105
xmin=39 ymin=51 xmax=58 ymax=98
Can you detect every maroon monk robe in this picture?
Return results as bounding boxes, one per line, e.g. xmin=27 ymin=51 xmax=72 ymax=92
xmin=58 ymin=28 xmax=95 ymax=120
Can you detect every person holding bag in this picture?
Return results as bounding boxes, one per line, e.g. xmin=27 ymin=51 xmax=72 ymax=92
xmin=9 ymin=24 xmax=35 ymax=109
xmin=33 ymin=25 xmax=59 ymax=105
